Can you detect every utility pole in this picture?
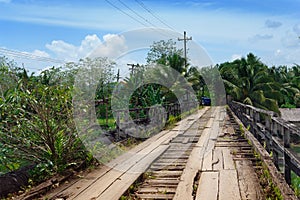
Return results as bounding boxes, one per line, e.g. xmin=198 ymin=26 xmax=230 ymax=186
xmin=116 ymin=68 xmax=121 ymax=82
xmin=127 ymin=63 xmax=139 ymax=75
xmin=178 ymin=31 xmax=192 ymax=68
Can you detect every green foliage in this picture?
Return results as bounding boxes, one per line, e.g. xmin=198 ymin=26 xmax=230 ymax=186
xmin=97 ymin=118 xmax=116 ymax=129
xmin=0 ymin=59 xmax=92 ymax=179
xmin=291 ymin=172 xmax=300 ymax=198
xmin=146 ymin=39 xmax=183 ymax=65
xmin=280 ymin=103 xmax=296 ymax=108
xmin=219 ymin=53 xmax=296 ymax=112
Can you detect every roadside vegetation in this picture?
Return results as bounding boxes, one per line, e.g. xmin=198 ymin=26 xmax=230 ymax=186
xmin=219 ymin=53 xmax=300 ymax=112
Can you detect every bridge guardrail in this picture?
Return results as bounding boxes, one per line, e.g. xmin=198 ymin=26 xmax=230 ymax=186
xmin=229 ymin=101 xmax=300 ymax=185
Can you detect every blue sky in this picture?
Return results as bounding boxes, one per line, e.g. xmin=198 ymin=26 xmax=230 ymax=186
xmin=0 ymin=0 xmax=300 ymax=72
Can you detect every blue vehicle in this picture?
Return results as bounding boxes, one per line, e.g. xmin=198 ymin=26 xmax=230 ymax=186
xmin=201 ymin=97 xmax=211 ymax=106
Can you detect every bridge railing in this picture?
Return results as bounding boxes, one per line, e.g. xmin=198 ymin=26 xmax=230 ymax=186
xmin=229 ymin=101 xmax=300 ymax=185
xmin=111 ymin=101 xmax=198 ymax=139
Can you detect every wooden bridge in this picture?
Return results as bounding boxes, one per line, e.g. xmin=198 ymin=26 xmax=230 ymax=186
xmin=19 ymin=104 xmax=299 ymax=199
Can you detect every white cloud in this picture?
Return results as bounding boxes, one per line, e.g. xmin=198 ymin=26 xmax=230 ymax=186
xmin=32 ymin=49 xmax=50 ymax=58
xmin=46 ymin=40 xmax=78 ymax=61
xmin=79 ymin=34 xmax=101 ymax=55
xmin=88 ymin=34 xmax=127 ymax=59
xmin=45 ymin=34 xmax=127 ymax=62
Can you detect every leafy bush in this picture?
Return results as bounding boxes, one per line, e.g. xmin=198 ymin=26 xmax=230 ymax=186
xmin=0 ymin=64 xmax=90 ymax=178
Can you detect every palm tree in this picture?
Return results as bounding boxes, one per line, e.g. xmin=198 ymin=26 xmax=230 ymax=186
xmin=269 ymin=65 xmax=299 ymax=107
xmin=219 ymin=53 xmax=280 ymax=113
xmin=288 ymin=65 xmax=300 ymax=107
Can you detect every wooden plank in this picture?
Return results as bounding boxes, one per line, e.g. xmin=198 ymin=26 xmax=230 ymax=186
xmin=205 ymin=118 xmax=214 ymax=128
xmin=55 ymin=129 xmax=174 ymax=199
xmin=196 ymin=128 xmax=209 ymax=147
xmin=212 ymin=148 xmax=223 ymax=171
xmin=222 ymin=148 xmax=235 ymax=170
xmin=235 ymin=160 xmax=263 ymax=200
xmin=171 ymin=107 xmax=209 ymax=131
xmin=150 ymin=165 xmax=186 ymax=171
xmin=136 ymin=193 xmax=174 ymax=199
xmin=151 ymin=171 xmax=182 ymax=177
xmin=73 ymin=127 xmax=178 ymax=199
xmin=219 ymin=170 xmax=241 ymax=200
xmin=97 ymin=145 xmax=168 ymax=200
xmin=210 ymin=121 xmax=221 ymax=140
xmin=138 ymin=187 xmax=177 ymax=193
xmin=173 ymin=147 xmax=203 ymax=200
xmin=195 ymin=171 xmax=219 ymax=200
xmin=218 ymin=109 xmax=226 ymax=122
xmin=46 ymin=165 xmax=111 ymax=199
xmin=182 ymin=137 xmax=190 ymax=144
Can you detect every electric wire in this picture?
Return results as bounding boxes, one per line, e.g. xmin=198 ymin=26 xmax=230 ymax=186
xmin=105 ymin=0 xmax=177 ymax=38
xmin=117 ymin=0 xmax=157 ymax=28
xmin=134 ymin=0 xmax=176 ymax=31
xmin=0 ymin=48 xmax=66 ymax=64
xmin=104 ymin=0 xmax=149 ymax=27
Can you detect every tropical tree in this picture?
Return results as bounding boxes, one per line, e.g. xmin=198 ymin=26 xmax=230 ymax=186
xmin=288 ymin=65 xmax=300 ymax=107
xmin=219 ymin=53 xmax=281 ymax=112
xmin=146 ymin=39 xmax=187 ymax=75
xmin=187 ymin=66 xmax=207 ymax=101
xmin=268 ymin=65 xmax=300 ymax=108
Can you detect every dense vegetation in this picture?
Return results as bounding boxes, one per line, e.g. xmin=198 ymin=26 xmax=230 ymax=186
xmin=0 ymin=58 xmax=92 ymax=180
xmin=219 ymin=53 xmax=300 ymax=112
xmin=0 ymin=40 xmax=207 ymax=185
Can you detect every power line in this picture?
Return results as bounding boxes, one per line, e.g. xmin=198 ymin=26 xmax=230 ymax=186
xmin=105 ymin=0 xmax=174 ymax=39
xmin=117 ymin=0 xmax=157 ymax=27
xmin=104 ymin=0 xmax=149 ymax=27
xmin=134 ymin=0 xmax=175 ymax=31
xmin=118 ymin=0 xmax=161 ymax=27
xmin=0 ymin=48 xmax=66 ymax=64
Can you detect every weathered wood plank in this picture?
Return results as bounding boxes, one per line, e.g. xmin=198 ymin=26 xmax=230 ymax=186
xmin=72 ymin=127 xmax=179 ymax=199
xmin=219 ymin=170 xmax=241 ymax=200
xmin=173 ymin=147 xmax=203 ymax=200
xmin=212 ymin=147 xmax=223 ymax=171
xmin=151 ymin=170 xmax=182 ymax=177
xmin=196 ymin=128 xmax=209 ymax=147
xmin=222 ymin=148 xmax=235 ymax=170
xmin=145 ymin=179 xmax=180 ymax=185
xmin=97 ymin=145 xmax=168 ymax=200
xmin=201 ymin=149 xmax=213 ymax=171
xmin=47 ymin=165 xmax=111 ymax=199
xmin=55 ymin=130 xmax=174 ymax=199
xmin=205 ymin=118 xmax=214 ymax=128
xmin=195 ymin=171 xmax=219 ymax=200
xmin=182 ymin=137 xmax=190 ymax=144
xmin=136 ymin=193 xmax=174 ymax=199
xmin=235 ymin=160 xmax=263 ymax=200
xmin=138 ymin=187 xmax=177 ymax=193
